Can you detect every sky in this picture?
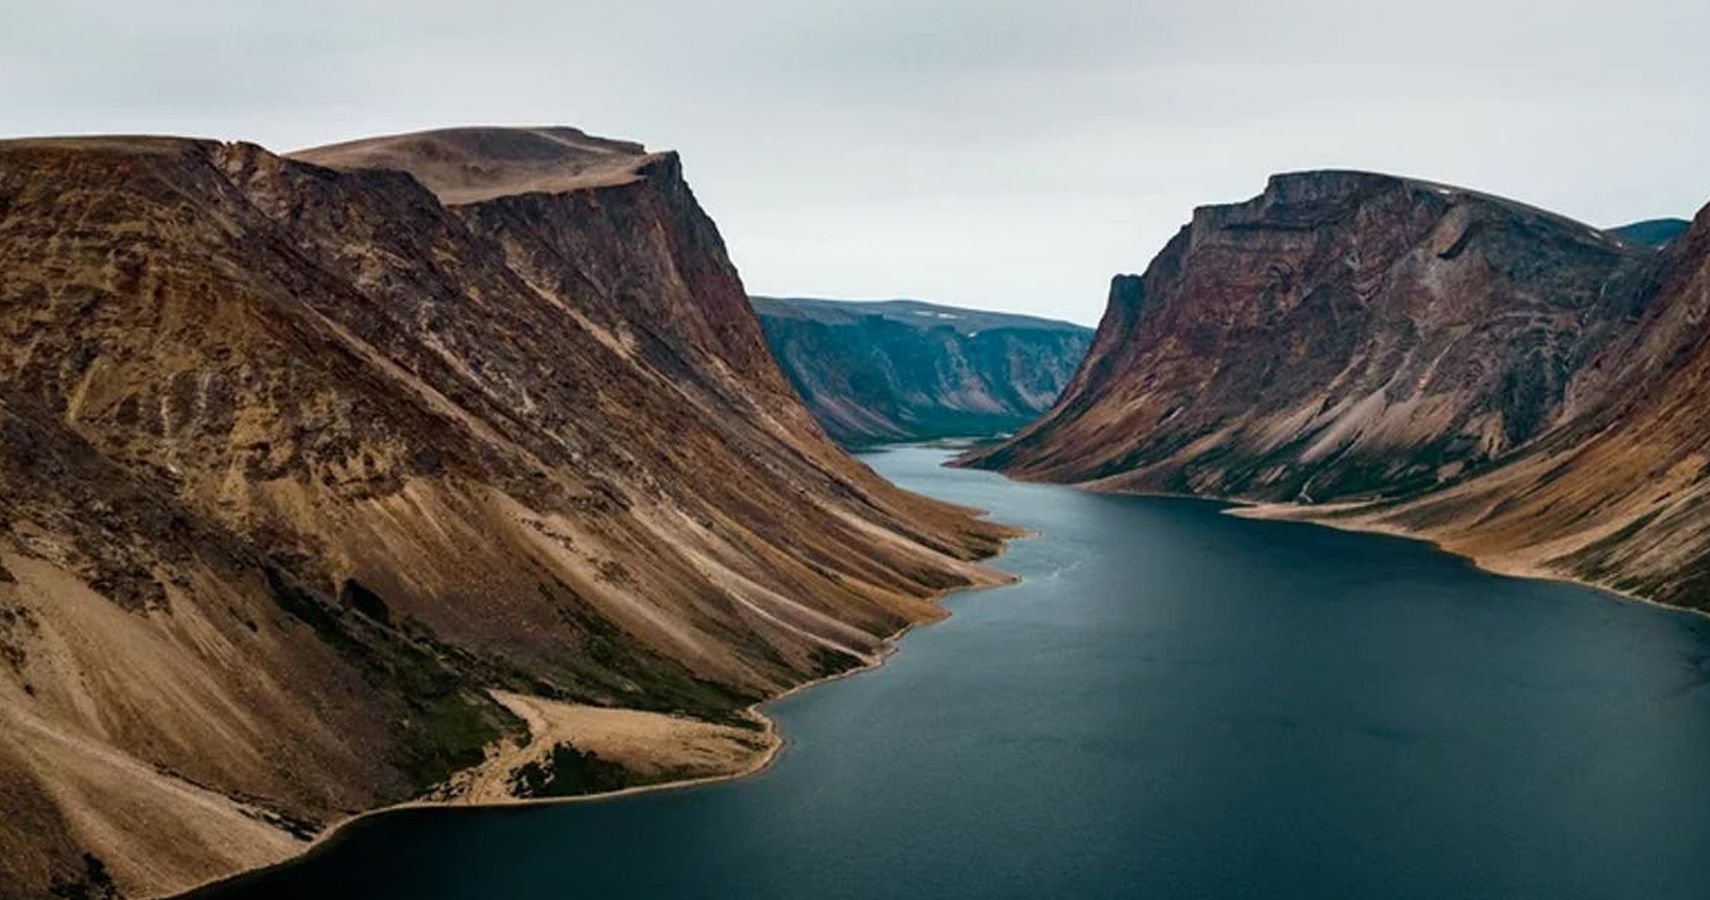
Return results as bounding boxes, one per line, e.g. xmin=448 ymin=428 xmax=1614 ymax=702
xmin=3 ymin=1 xmax=1706 ymax=326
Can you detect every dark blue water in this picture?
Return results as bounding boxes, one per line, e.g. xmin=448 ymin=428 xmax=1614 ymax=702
xmin=195 ymin=447 xmax=1710 ymax=899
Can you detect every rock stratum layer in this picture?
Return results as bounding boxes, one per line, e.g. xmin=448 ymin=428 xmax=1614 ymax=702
xmin=751 ymin=296 xmax=1091 ymax=444
xmin=0 ymin=127 xmax=1013 ymax=899
xmin=1335 ymin=202 xmax=1710 ymax=608
xmin=966 ymin=169 xmax=1710 ymax=611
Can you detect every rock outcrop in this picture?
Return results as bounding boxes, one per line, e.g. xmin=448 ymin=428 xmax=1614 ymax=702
xmin=751 ymin=296 xmax=1091 ymax=444
xmin=967 ymin=172 xmax=1662 ymax=500
xmin=0 ymin=128 xmax=1013 ymax=898
xmin=966 ymin=170 xmax=1710 ymax=610
xmin=1327 ymin=202 xmax=1710 ymax=609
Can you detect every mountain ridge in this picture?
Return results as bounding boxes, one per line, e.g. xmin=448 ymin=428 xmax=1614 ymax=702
xmin=289 ymin=126 xmax=662 ymax=203
xmin=965 ymin=168 xmax=1710 ymax=610
xmin=967 ymin=169 xmax=1660 ymax=497
xmin=751 ymin=296 xmax=1092 ymax=444
xmin=0 ymin=128 xmax=1014 ymax=898
xmin=752 ymin=296 xmax=1093 ymax=335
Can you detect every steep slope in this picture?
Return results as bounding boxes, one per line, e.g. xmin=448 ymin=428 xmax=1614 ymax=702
xmin=752 ymin=297 xmax=1092 ymax=444
xmin=1304 ymin=201 xmax=1710 ymax=610
xmin=0 ymin=130 xmax=1012 ymax=899
xmin=966 ymin=168 xmax=1710 ymax=611
xmin=966 ymin=171 xmax=1661 ymax=502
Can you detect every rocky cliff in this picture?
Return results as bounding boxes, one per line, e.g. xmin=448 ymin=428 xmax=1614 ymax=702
xmin=751 ymin=297 xmax=1091 ymax=444
xmin=965 ymin=169 xmax=1710 ymax=611
xmin=967 ymin=172 xmax=1663 ymax=500
xmin=1322 ymin=202 xmax=1710 ymax=610
xmin=0 ymin=128 xmax=1013 ymax=898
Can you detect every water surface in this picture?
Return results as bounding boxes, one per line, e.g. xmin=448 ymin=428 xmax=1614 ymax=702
xmin=197 ymin=447 xmax=1710 ymax=899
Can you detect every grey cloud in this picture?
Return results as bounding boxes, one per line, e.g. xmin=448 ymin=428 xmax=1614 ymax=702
xmin=2 ymin=0 xmax=1705 ymax=325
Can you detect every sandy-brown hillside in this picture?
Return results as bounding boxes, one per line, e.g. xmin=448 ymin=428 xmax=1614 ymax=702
xmin=0 ymin=129 xmax=1013 ymax=899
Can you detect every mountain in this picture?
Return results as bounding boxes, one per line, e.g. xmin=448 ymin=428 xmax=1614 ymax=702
xmin=751 ymin=296 xmax=1092 ymax=444
xmin=964 ymin=169 xmax=1710 ymax=611
xmin=966 ymin=171 xmax=1661 ymax=500
xmin=0 ymin=128 xmax=1014 ymax=898
xmin=1308 ymin=202 xmax=1710 ymax=609
xmin=1610 ymin=217 xmax=1691 ymax=247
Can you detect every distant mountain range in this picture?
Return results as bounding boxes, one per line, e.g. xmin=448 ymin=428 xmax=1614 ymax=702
xmin=751 ymin=296 xmax=1092 ymax=444
xmin=1610 ymin=217 xmax=1692 ymax=247
xmin=965 ymin=170 xmax=1710 ymax=611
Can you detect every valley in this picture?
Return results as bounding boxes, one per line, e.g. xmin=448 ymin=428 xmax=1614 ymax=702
xmin=7 ymin=6 xmax=1706 ymax=899
xmin=3 ymin=131 xmax=1708 ymax=900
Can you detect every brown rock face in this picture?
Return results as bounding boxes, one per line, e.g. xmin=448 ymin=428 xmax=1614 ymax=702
xmin=967 ymin=171 xmax=1660 ymax=501
xmin=0 ymin=130 xmax=1012 ymax=898
xmin=967 ymin=168 xmax=1710 ymax=612
xmin=1347 ymin=201 xmax=1710 ymax=610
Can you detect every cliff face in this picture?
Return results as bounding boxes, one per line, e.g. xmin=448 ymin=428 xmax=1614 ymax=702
xmin=966 ymin=168 xmax=1710 ymax=611
xmin=1340 ymin=202 xmax=1710 ymax=610
xmin=0 ymin=129 xmax=1013 ymax=898
xmin=967 ymin=172 xmax=1662 ymax=502
xmin=751 ymin=297 xmax=1092 ymax=444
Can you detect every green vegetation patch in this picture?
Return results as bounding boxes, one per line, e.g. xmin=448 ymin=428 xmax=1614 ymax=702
xmin=509 ymin=742 xmax=638 ymax=798
xmin=48 ymin=853 xmax=119 ymax=900
xmin=261 ymin=566 xmax=521 ymax=793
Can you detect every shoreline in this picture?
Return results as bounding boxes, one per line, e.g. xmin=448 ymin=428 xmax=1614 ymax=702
xmin=160 ymin=454 xmax=1708 ymax=898
xmin=162 ymin=529 xmax=1022 ymax=900
xmin=1230 ymin=500 xmax=1710 ymax=623
xmin=979 ymin=457 xmax=1709 ymax=623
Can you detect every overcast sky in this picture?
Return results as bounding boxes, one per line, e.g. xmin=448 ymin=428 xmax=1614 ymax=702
xmin=4 ymin=1 xmax=1705 ymax=325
